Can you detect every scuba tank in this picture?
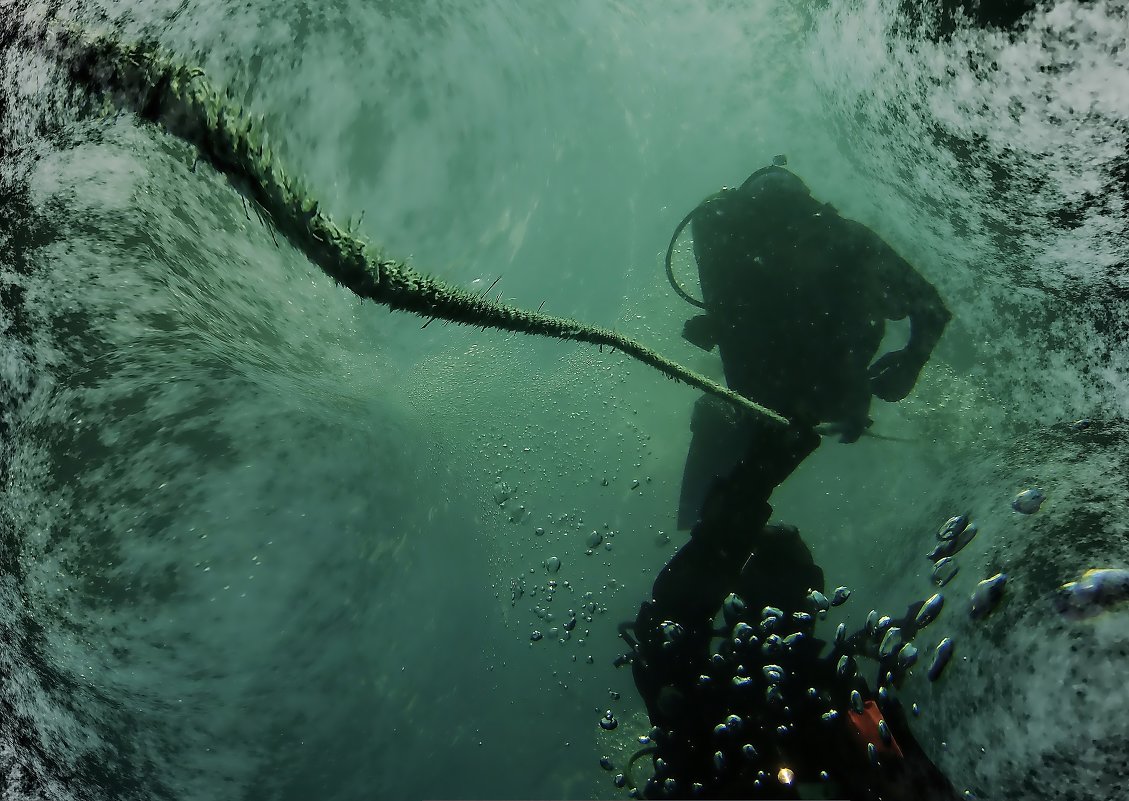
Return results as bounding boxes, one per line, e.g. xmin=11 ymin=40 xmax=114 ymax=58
xmin=663 ymin=155 xmax=791 ymax=309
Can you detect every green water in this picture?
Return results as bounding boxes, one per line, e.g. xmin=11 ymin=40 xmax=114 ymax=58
xmin=0 ymin=1 xmax=1125 ymax=799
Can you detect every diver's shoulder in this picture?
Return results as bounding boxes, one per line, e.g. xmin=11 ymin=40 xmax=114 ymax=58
xmin=696 ymin=185 xmax=767 ymax=214
xmin=700 ymin=186 xmax=741 ymax=205
xmin=834 ymin=215 xmax=885 ymax=251
xmin=690 ymin=187 xmax=750 ymax=224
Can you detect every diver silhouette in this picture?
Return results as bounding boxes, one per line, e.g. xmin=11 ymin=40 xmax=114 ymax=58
xmin=670 ymin=163 xmax=950 ymax=529
xmin=612 ymin=163 xmax=957 ymax=798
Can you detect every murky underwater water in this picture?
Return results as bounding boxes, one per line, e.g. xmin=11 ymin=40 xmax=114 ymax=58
xmin=0 ymin=0 xmax=1127 ymax=799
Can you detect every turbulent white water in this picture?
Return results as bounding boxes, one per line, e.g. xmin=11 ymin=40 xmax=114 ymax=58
xmin=0 ymin=1 xmax=1126 ymax=799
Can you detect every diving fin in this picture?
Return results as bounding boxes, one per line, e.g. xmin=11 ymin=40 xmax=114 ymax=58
xmin=813 ymin=421 xmax=915 ymax=443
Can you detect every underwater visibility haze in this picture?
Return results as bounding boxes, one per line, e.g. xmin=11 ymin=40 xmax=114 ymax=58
xmin=0 ymin=0 xmax=1127 ymax=799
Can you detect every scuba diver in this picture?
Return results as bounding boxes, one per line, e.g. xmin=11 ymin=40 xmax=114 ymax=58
xmin=616 ymin=421 xmax=960 ymax=800
xmin=611 ymin=161 xmax=957 ymax=798
xmin=669 ymin=159 xmax=951 ymax=529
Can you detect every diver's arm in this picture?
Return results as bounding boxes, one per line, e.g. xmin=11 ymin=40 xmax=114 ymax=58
xmin=865 ymin=232 xmax=951 ymax=402
xmin=896 ymin=265 xmax=951 ymax=364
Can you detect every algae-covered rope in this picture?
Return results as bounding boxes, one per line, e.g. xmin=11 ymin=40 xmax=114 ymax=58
xmin=36 ymin=24 xmax=788 ymax=426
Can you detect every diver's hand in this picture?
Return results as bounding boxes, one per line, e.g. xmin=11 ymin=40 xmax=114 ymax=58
xmin=836 ymin=417 xmax=871 ymax=444
xmin=682 ymin=314 xmax=717 ymax=351
xmin=868 ymin=349 xmax=924 ymax=402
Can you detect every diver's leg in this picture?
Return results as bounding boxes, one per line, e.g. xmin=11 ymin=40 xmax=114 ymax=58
xmin=696 ymin=419 xmax=820 ymax=542
xmin=628 ymin=423 xmax=819 ymax=727
xmin=677 ymin=394 xmax=749 ymax=530
xmin=627 ymin=423 xmax=823 ymax=796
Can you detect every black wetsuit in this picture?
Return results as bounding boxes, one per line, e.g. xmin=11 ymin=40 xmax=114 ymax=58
xmin=678 ymin=166 xmax=950 ymax=529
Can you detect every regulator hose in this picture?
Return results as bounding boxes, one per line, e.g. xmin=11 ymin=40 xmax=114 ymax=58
xmin=664 ymin=207 xmax=706 ymax=309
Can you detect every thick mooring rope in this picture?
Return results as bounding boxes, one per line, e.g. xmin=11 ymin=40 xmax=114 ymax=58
xmin=38 ymin=25 xmax=788 ymax=426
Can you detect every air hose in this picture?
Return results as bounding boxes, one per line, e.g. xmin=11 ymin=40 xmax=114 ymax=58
xmin=664 ymin=163 xmax=787 ymax=311
xmin=25 ymin=23 xmax=788 ymax=426
xmin=624 ymin=745 xmax=658 ymax=794
xmin=664 ymin=208 xmax=705 ymax=309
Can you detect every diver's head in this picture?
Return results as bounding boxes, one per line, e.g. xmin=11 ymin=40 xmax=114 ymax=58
xmin=739 ymin=165 xmax=811 ymax=199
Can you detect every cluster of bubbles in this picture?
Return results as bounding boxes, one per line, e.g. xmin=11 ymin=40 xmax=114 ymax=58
xmin=526 ymin=576 xmax=603 ymax=659
xmin=884 ymin=506 xmax=1013 ymax=688
xmin=490 ymin=468 xmax=654 ymax=649
xmin=519 ymin=538 xmax=620 ymax=650
xmin=597 ymin=494 xmax=1058 ymax=798
xmin=915 ymin=484 xmax=1052 ymax=682
xmin=849 ymin=490 xmax=1056 ymax=718
xmin=598 ymin=586 xmax=895 ymax=797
